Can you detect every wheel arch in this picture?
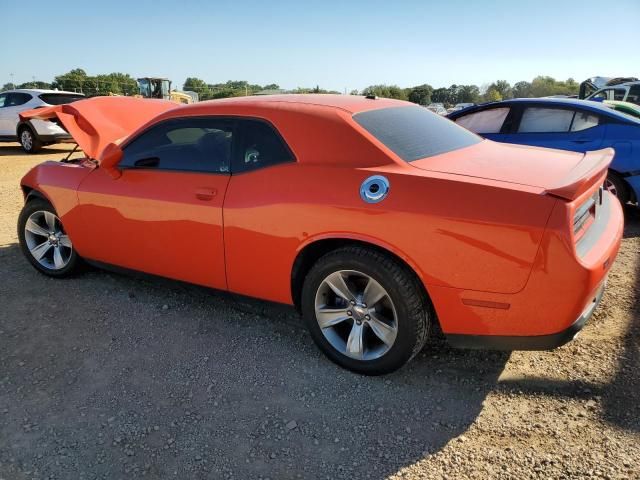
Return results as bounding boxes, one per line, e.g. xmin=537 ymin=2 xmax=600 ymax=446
xmin=290 ymin=235 xmax=434 ymax=315
xmin=608 ymin=168 xmax=636 ymax=203
xmin=21 ymin=185 xmax=54 ymax=206
xmin=16 ymin=120 xmax=36 ymax=137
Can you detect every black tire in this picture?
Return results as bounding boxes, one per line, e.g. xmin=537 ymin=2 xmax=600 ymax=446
xmin=605 ymin=172 xmax=630 ymax=205
xmin=17 ymin=198 xmax=81 ymax=277
xmin=301 ymin=246 xmax=431 ymax=375
xmin=18 ymin=126 xmax=42 ymax=153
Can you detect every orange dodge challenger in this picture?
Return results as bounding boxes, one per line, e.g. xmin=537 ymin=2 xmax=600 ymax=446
xmin=18 ymin=95 xmax=623 ymax=375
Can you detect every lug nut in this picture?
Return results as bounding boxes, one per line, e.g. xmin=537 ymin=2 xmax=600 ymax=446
xmin=365 ymin=315 xmax=371 ymax=320
xmin=347 ymin=311 xmax=353 ymax=316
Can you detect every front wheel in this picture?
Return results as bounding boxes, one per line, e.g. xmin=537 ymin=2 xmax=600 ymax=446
xmin=301 ymin=246 xmax=431 ymax=375
xmin=17 ymin=199 xmax=80 ymax=277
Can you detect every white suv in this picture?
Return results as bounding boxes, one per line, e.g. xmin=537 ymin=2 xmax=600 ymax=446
xmin=0 ymin=89 xmax=84 ymax=153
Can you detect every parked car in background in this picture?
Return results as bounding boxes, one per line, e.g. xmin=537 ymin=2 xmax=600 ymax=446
xmin=586 ymin=81 xmax=640 ymax=106
xmin=579 ymin=76 xmax=638 ymax=101
xmin=448 ymin=98 xmax=640 ymax=204
xmin=17 ymin=95 xmax=622 ymax=374
xmin=449 ymin=102 xmax=475 ymax=113
xmin=604 ymin=100 xmax=640 ymax=120
xmin=426 ymin=104 xmax=447 ymax=115
xmin=0 ymin=89 xmax=85 ymax=153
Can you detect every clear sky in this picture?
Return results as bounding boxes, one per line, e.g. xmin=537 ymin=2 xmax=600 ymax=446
xmin=2 ymin=0 xmax=638 ymax=92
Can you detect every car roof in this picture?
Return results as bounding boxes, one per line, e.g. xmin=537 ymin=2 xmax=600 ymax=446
xmin=2 ymin=89 xmax=84 ymax=95
xmin=603 ymin=80 xmax=639 ymax=87
xmin=450 ymin=97 xmax=640 ymax=124
xmin=172 ymin=94 xmax=408 ymax=115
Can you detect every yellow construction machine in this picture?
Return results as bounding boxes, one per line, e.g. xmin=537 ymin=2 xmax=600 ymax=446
xmin=136 ymin=77 xmax=197 ymax=104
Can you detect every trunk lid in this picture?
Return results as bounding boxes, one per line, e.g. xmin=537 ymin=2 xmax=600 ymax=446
xmin=410 ymin=140 xmax=613 ymax=198
xmin=20 ymin=96 xmax=176 ymax=161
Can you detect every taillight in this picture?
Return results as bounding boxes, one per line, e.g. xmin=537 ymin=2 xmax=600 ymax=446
xmin=573 ymin=186 xmax=603 ymax=241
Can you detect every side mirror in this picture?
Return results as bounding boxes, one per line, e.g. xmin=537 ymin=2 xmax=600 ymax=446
xmin=99 ymin=142 xmax=123 ymax=179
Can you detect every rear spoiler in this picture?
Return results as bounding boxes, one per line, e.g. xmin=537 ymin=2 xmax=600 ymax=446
xmin=545 ymin=148 xmax=614 ymax=200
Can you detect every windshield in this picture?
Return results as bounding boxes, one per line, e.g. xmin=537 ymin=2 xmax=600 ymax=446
xmin=353 ymin=106 xmax=481 ymax=162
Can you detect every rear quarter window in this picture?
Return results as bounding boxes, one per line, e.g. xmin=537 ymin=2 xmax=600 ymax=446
xmin=38 ymin=93 xmax=85 ymax=105
xmin=454 ymin=107 xmax=510 ymax=133
xmin=353 ymin=106 xmax=480 ymax=162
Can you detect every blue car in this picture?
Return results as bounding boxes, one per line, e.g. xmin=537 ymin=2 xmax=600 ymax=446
xmin=447 ymin=98 xmax=640 ymax=204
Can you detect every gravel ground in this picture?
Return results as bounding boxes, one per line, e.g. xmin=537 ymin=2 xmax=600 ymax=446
xmin=0 ymin=144 xmax=638 ymax=480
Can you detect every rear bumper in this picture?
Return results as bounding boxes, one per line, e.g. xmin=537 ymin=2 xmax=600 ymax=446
xmin=430 ymin=188 xmax=623 ymax=347
xmin=445 ymin=280 xmax=605 ymax=350
xmin=21 ymin=119 xmax=71 ymax=142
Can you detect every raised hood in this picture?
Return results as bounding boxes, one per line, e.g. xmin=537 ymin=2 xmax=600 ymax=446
xmin=410 ymin=141 xmax=614 ymax=200
xmin=20 ymin=96 xmax=176 ymax=161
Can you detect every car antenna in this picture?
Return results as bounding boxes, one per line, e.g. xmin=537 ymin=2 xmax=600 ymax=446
xmin=62 ymin=143 xmax=79 ymax=163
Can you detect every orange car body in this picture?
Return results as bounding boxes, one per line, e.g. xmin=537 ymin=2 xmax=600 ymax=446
xmin=19 ymin=95 xmax=623 ymax=348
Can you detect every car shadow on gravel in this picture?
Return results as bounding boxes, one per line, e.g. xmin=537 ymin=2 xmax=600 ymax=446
xmin=495 ymin=291 xmax=639 ymax=434
xmin=0 ymin=242 xmax=510 ymax=479
xmin=602 ymin=210 xmax=640 ymax=433
xmin=492 ymin=207 xmax=640 ymax=434
xmin=622 ymin=204 xmax=640 ymax=239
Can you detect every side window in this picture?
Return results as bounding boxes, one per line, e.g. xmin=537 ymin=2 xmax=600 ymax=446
xmin=626 ymin=85 xmax=640 ymax=105
xmin=592 ymin=89 xmax=612 ymax=101
xmin=7 ymin=93 xmax=32 ymax=107
xmin=233 ymin=120 xmax=294 ymax=173
xmin=518 ymin=108 xmax=574 ymax=133
xmin=0 ymin=94 xmax=7 ymax=108
xmin=571 ymin=111 xmax=599 ymax=132
xmin=120 ymin=118 xmax=233 ymax=173
xmin=613 ymin=89 xmax=626 ymax=101
xmin=454 ymin=107 xmax=510 ymax=134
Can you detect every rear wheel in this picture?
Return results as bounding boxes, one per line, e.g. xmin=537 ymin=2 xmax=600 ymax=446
xmin=17 ymin=199 xmax=80 ymax=277
xmin=19 ymin=127 xmax=42 ymax=153
xmin=301 ymin=246 xmax=431 ymax=375
xmin=605 ymin=172 xmax=629 ymax=205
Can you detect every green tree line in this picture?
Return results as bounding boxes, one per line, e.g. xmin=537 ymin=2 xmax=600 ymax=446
xmin=361 ymin=76 xmax=579 ymax=105
xmin=2 ymin=69 xmax=139 ymax=96
xmin=2 ymin=69 xmax=581 ymax=106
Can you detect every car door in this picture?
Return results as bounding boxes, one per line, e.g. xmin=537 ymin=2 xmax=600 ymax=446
xmin=509 ymin=106 xmax=605 ymax=153
xmin=222 ymin=118 xmax=297 ymax=301
xmin=74 ymin=117 xmax=233 ymax=289
xmin=452 ymin=106 xmax=512 ymax=142
xmin=0 ymin=92 xmax=33 ymax=136
xmin=0 ymin=93 xmax=16 ymax=136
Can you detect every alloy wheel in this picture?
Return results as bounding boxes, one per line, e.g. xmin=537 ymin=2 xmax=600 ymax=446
xmin=314 ymin=270 xmax=398 ymax=361
xmin=23 ymin=210 xmax=73 ymax=270
xmin=20 ymin=130 xmax=33 ymax=151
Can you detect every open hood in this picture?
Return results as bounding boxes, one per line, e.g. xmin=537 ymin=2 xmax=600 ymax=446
xmin=20 ymin=96 xmax=176 ymax=161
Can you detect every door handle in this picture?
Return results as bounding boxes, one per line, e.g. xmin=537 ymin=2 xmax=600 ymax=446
xmin=195 ymin=188 xmax=217 ymax=201
xmin=571 ymin=138 xmax=591 ymax=143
